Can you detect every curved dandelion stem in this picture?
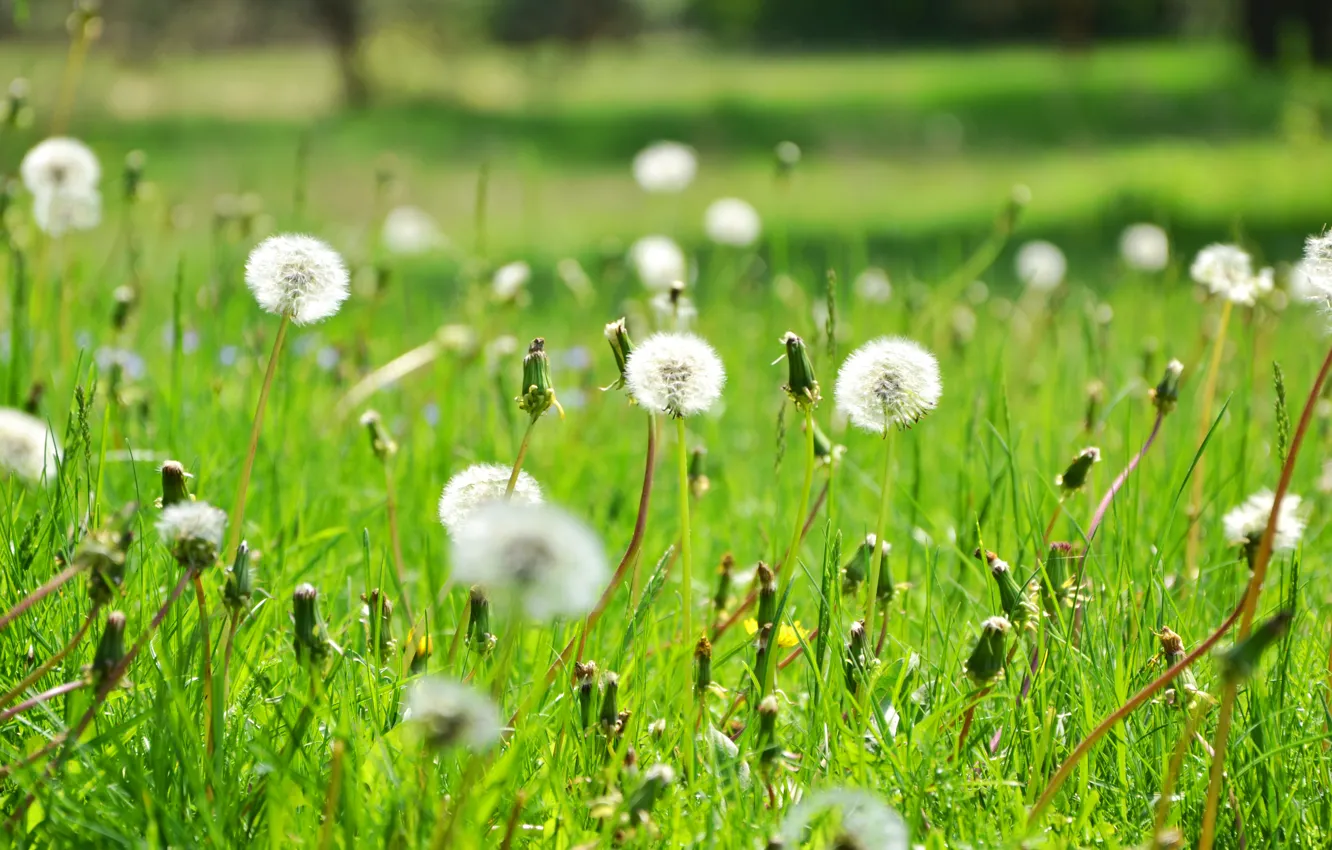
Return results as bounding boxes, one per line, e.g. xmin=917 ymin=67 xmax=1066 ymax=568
xmin=226 ymin=313 xmax=291 ymax=561
xmin=504 ymin=418 xmax=539 ymax=498
xmin=1153 ymin=702 xmax=1208 ymax=837
xmin=1184 ymin=298 xmax=1233 ymax=581
xmin=0 ymin=563 xmax=83 ymax=633
xmin=382 ymin=461 xmax=415 ymax=626
xmin=676 ymin=416 xmax=696 ymax=781
xmin=1086 ymin=409 xmax=1166 ymax=546
xmin=194 ymin=574 xmax=216 ymax=760
xmin=766 ymin=407 xmax=817 ymax=699
xmin=0 ymin=604 xmax=100 ymax=710
xmin=0 ymin=679 xmax=86 ymax=724
xmin=864 ymin=430 xmax=895 ymax=640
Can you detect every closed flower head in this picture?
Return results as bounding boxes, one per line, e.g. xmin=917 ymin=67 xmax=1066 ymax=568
xmin=704 ymin=198 xmax=761 ymax=247
xmin=437 ymin=462 xmax=543 ymax=536
xmin=405 ymin=676 xmax=503 ymax=751
xmin=624 ymin=331 xmax=726 ymax=418
xmin=244 ymin=234 xmax=350 ymax=325
xmin=157 ymin=501 xmax=226 ymax=569
xmin=835 ymin=337 xmax=942 ymax=434
xmin=630 ymin=235 xmax=687 ymax=291
xmin=450 ymin=501 xmax=608 ymax=620
xmin=632 ymin=141 xmax=697 ymax=193
xmin=0 ymin=407 xmax=61 ymax=483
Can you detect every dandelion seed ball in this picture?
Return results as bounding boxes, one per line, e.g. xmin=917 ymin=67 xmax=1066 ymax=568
xmin=437 ymin=463 xmax=543 ymax=537
xmin=632 ymin=141 xmax=697 ymax=194
xmin=1015 ymin=240 xmax=1067 ymax=291
xmin=624 ymin=332 xmax=726 ymax=418
xmin=835 ymin=337 xmax=942 ymax=434
xmin=20 ymin=136 xmax=100 ymax=196
xmin=0 ymin=407 xmax=61 ymax=483
xmin=1299 ymin=231 xmax=1332 ymax=311
xmin=244 ymin=234 xmax=350 ymax=325
xmin=1222 ymin=490 xmax=1305 ymax=554
xmin=1119 ymin=223 xmax=1169 ymax=272
xmin=629 ymin=235 xmax=687 ymax=291
xmin=156 ymin=501 xmax=227 ymax=567
xmin=404 ymin=676 xmax=503 ymax=751
xmin=1190 ymin=243 xmax=1271 ymax=306
xmin=381 ymin=205 xmax=444 ymax=256
xmin=704 ymin=198 xmax=762 ymax=248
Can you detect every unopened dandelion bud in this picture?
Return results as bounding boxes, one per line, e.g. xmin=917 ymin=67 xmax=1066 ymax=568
xmin=575 ymin=661 xmax=598 ymax=729
xmin=111 ymin=285 xmax=136 ymax=331
xmin=979 ymin=549 xmax=1036 ymax=630
xmin=360 ymin=409 xmax=397 ymax=461
xmin=1158 ymin=626 xmax=1200 ymax=706
xmin=780 ymin=332 xmax=820 ymax=408
xmin=223 ymin=540 xmax=255 ymax=613
xmin=688 ymin=445 xmax=711 ymax=499
xmin=362 ymin=588 xmax=395 ymax=657
xmin=158 ymin=460 xmax=192 ymax=508
xmin=844 ymin=619 xmax=869 ymax=693
xmin=1084 ymin=380 xmax=1104 ymax=432
xmin=965 ymin=617 xmax=1010 ymax=685
xmin=466 ymin=586 xmax=495 ymax=655
xmin=811 ymin=420 xmax=845 ymax=467
xmin=409 ymin=635 xmax=432 ymax=674
xmin=293 ymin=583 xmax=329 ymax=665
xmin=626 ymin=763 xmax=675 ymax=821
xmin=516 ymin=337 xmax=560 ymax=420
xmin=604 ymin=319 xmax=634 ymax=392
xmin=757 ymin=694 xmax=781 ymax=765
xmin=1218 ymin=609 xmax=1293 ymax=684
xmin=123 ymin=150 xmax=145 ymax=203
xmin=1055 ymin=447 xmax=1100 ymax=495
xmin=842 ymin=535 xmax=891 ymax=598
xmin=599 ymin=671 xmax=621 ymax=733
xmin=712 ymin=552 xmax=734 ymax=615
xmin=755 ymin=562 xmax=778 ymax=630
xmin=1042 ymin=541 xmax=1076 ymax=613
xmin=1151 ymin=359 xmax=1185 ymax=414
xmin=690 ymin=634 xmax=713 ymax=698
xmin=88 ymin=610 xmax=126 ymax=686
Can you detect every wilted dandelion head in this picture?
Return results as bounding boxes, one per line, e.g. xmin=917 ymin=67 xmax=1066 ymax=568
xmin=1016 ymin=240 xmax=1066 ymax=291
xmin=156 ymin=501 xmax=226 ymax=568
xmin=704 ymin=198 xmax=761 ymax=248
xmin=834 ymin=337 xmax=942 ymax=434
xmin=404 ymin=676 xmax=503 ymax=751
xmin=0 ymin=407 xmax=60 ymax=483
xmin=20 ymin=136 xmax=100 ymax=195
xmin=853 ymin=267 xmax=893 ymax=303
xmin=492 ymin=260 xmax=531 ymax=302
xmin=1120 ymin=223 xmax=1169 ymax=272
xmin=1190 ymin=243 xmax=1271 ymax=305
xmin=244 ymin=234 xmax=350 ymax=325
xmin=381 ymin=205 xmax=444 ymax=256
xmin=1222 ymin=489 xmax=1305 ymax=554
xmin=632 ymin=141 xmax=697 ymax=193
xmin=1298 ymin=231 xmax=1332 ymax=312
xmin=450 ymin=501 xmax=608 ymax=620
xmin=630 ymin=235 xmax=686 ymax=291
xmin=779 ymin=788 xmax=909 ymax=850
xmin=437 ymin=463 xmax=543 ymax=537
xmin=624 ymin=331 xmax=726 ymax=418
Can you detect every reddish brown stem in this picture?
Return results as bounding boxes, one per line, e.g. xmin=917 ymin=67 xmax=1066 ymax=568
xmin=0 ymin=679 xmax=86 ymax=724
xmin=0 ymin=604 xmax=100 ymax=710
xmin=777 ymin=628 xmax=820 ymax=670
xmin=193 ymin=574 xmax=216 ymax=759
xmin=0 ymin=564 xmax=84 ymax=633
xmin=955 ymin=685 xmax=993 ymax=759
xmin=1085 ymin=410 xmax=1165 ymax=546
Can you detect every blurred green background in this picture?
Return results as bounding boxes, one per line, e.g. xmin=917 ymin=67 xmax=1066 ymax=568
xmin=1 ymin=0 xmax=1330 ymax=263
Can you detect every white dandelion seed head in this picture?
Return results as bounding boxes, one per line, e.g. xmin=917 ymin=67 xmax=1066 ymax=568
xmin=492 ymin=261 xmax=531 ymax=301
xmin=0 ymin=408 xmax=60 ymax=483
xmin=1222 ymin=489 xmax=1305 ymax=553
xmin=450 ymin=501 xmax=608 ymax=620
xmin=244 ymin=234 xmax=350 ymax=325
xmin=1289 ymin=259 xmax=1319 ymax=303
xmin=20 ymin=137 xmax=100 ymax=196
xmin=834 ymin=337 xmax=943 ymax=434
xmin=853 ymin=267 xmax=893 ymax=303
xmin=632 ymin=141 xmax=697 ymax=193
xmin=629 ymin=235 xmax=686 ymax=291
xmin=1298 ymin=231 xmax=1332 ymax=311
xmin=437 ymin=463 xmax=543 ymax=537
xmin=779 ymin=788 xmax=908 ymax=850
xmin=704 ymin=197 xmax=761 ymax=248
xmin=624 ymin=331 xmax=726 ymax=418
xmin=381 ymin=205 xmax=444 ymax=256
xmin=32 ymin=185 xmax=101 ymax=236
xmin=404 ymin=676 xmax=503 ymax=751
xmin=1120 ymin=223 xmax=1169 ymax=272
xmin=1190 ymin=243 xmax=1270 ymax=305
xmin=156 ymin=501 xmax=227 ymax=552
xmin=1016 ymin=240 xmax=1067 ymax=291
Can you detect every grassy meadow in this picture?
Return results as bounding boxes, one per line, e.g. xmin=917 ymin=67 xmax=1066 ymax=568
xmin=1 ymin=33 xmax=1332 ymax=848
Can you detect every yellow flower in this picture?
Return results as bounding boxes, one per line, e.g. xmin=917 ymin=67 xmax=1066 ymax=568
xmin=743 ymin=618 xmax=808 ymax=648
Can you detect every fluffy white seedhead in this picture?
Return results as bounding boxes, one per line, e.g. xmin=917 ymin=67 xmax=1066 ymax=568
xmin=20 ymin=137 xmax=100 ymax=196
xmin=704 ymin=198 xmax=761 ymax=248
xmin=1190 ymin=243 xmax=1272 ymax=305
xmin=835 ymin=337 xmax=942 ymax=433
xmin=1299 ymin=231 xmax=1332 ymax=312
xmin=382 ymin=205 xmax=444 ymax=256
xmin=438 ymin=463 xmax=543 ymax=537
xmin=33 ymin=186 xmax=101 ymax=237
xmin=624 ymin=331 xmax=725 ymax=417
xmin=0 ymin=408 xmax=61 ymax=483
xmin=404 ymin=676 xmax=503 ymax=751
xmin=630 ymin=235 xmax=686 ymax=291
xmin=853 ymin=267 xmax=893 ymax=303
xmin=156 ymin=501 xmax=227 ymax=552
xmin=1120 ymin=223 xmax=1169 ymax=272
xmin=450 ymin=501 xmax=608 ymax=620
xmin=1222 ymin=489 xmax=1305 ymax=553
xmin=1016 ymin=240 xmax=1067 ymax=291
xmin=632 ymin=141 xmax=697 ymax=193
xmin=492 ymin=261 xmax=531 ymax=301
xmin=779 ymin=788 xmax=908 ymax=850
xmin=245 ymin=234 xmax=349 ymax=325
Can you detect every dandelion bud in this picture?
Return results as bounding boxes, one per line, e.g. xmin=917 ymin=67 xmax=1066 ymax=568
xmin=755 ymin=623 xmax=775 ymax=680
xmin=1041 ymin=541 xmax=1077 ymax=614
xmin=1151 ymin=359 xmax=1185 ymax=415
xmin=516 ymin=337 xmax=560 ymax=420
xmin=362 ymin=588 xmax=395 ymax=658
xmin=88 ymin=610 xmax=126 ymax=686
xmin=695 ymin=635 xmax=712 ymax=697
xmin=842 ymin=535 xmax=892 ymax=598
xmin=409 ymin=635 xmax=433 ymax=674
xmin=844 ymin=620 xmax=869 ymax=694
xmin=599 ymin=671 xmax=621 ymax=734
xmin=979 ymin=549 xmax=1036 ymax=631
xmin=1158 ymin=626 xmax=1201 ymax=707
xmin=997 ymin=184 xmax=1030 ymax=237
xmin=965 ymin=616 xmax=1010 ymax=685
xmin=780 ymin=332 xmax=820 ymax=409
xmin=123 ymin=150 xmax=145 ymax=203
xmin=604 ymin=319 xmax=634 ymax=392
xmin=223 ymin=541 xmax=255 ymax=613
xmin=360 ymin=409 xmax=397 ymax=461
xmin=712 ymin=553 xmax=734 ymax=616
xmin=755 ymin=562 xmax=778 ymax=630
xmin=292 ymin=583 xmax=329 ymax=665
xmin=626 ymin=763 xmax=676 ymax=822
xmin=156 ymin=501 xmax=225 ymax=571
xmin=811 ymin=420 xmax=845 ymax=467
xmin=757 ymin=694 xmax=781 ymax=766
xmin=1083 ymin=380 xmax=1104 ymax=432
xmin=75 ymin=525 xmax=129 ymax=605
xmin=575 ymin=661 xmax=598 ymax=729
xmin=1055 ymin=447 xmax=1100 ymax=495
xmin=1218 ymin=609 xmax=1293 ymax=684
xmin=687 ymin=446 xmax=711 ymax=499
xmin=111 ymin=285 xmax=136 ymax=331
xmin=467 ymin=586 xmax=495 ymax=655
xmin=405 ymin=676 xmax=502 ymax=751
xmin=158 ymin=460 xmax=192 ymax=508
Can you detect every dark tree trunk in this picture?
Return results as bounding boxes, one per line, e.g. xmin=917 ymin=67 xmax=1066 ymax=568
xmin=1242 ymin=0 xmax=1281 ymax=65
xmin=1301 ymin=0 xmax=1332 ymax=65
xmin=309 ymin=0 xmax=369 ymax=108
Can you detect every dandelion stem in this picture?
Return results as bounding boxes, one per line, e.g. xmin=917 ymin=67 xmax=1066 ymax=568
xmin=0 ymin=563 xmax=84 ymax=633
xmin=219 ymin=609 xmax=242 ymax=728
xmin=226 ymin=313 xmax=291 ymax=561
xmin=1153 ymin=702 xmax=1208 ymax=837
xmin=0 ymin=604 xmax=100 ymax=710
xmin=0 ymin=679 xmax=86 ymax=724
xmin=955 ymin=685 xmax=993 ymax=759
xmin=382 ymin=460 xmax=416 ymax=627
xmin=316 ymin=738 xmax=345 ymax=850
xmin=676 ymin=415 xmax=696 ymax=781
xmin=864 ymin=430 xmax=895 ymax=643
xmin=1197 ymin=342 xmax=1332 ymax=850
xmin=1042 ymin=500 xmax=1063 ymax=544
xmin=505 ymin=418 xmax=539 ymax=498
xmin=1086 ymin=409 xmax=1166 ymax=546
xmin=193 ymin=574 xmax=216 ymax=759
xmin=766 ymin=407 xmax=816 ymax=697
xmin=1184 ymin=299 xmax=1233 ymax=580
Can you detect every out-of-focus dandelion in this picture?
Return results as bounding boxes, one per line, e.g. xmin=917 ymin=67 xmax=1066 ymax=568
xmin=1299 ymin=231 xmax=1332 ymax=312
xmin=20 ymin=136 xmax=99 ymax=197
xmin=404 ymin=676 xmax=503 ymax=751
xmin=704 ymin=198 xmax=761 ymax=248
xmin=630 ymin=235 xmax=687 ymax=291
xmin=33 ymin=186 xmax=101 ymax=236
xmin=1190 ymin=243 xmax=1272 ymax=306
xmin=492 ymin=260 xmax=531 ymax=303
xmin=853 ymin=267 xmax=892 ymax=303
xmin=1223 ymin=489 xmax=1305 ymax=568
xmin=1120 ymin=223 xmax=1169 ymax=272
xmin=0 ymin=407 xmax=60 ymax=483
xmin=632 ymin=141 xmax=697 ymax=193
xmin=779 ymin=788 xmax=909 ymax=850
xmin=649 ymin=284 xmax=698 ymax=331
xmin=438 ymin=463 xmax=543 ymax=537
xmin=1016 ymin=240 xmax=1066 ymax=291
xmin=157 ymin=501 xmax=226 ymax=570
xmin=381 ymin=205 xmax=444 ymax=256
